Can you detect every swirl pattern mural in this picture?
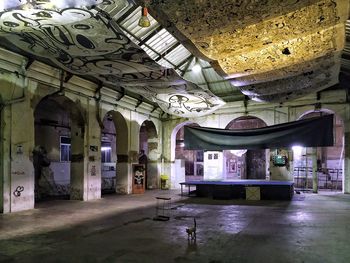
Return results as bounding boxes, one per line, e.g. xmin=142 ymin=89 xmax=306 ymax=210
xmin=0 ymin=0 xmax=225 ymax=117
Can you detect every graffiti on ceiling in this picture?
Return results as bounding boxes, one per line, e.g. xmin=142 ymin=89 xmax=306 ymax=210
xmin=0 ymin=0 xmax=225 ymax=117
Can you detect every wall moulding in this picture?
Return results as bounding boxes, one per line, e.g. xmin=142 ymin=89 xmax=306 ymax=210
xmin=0 ymin=48 xmax=162 ymax=119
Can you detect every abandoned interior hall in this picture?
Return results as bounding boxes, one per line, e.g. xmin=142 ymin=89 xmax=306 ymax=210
xmin=1 ymin=0 xmax=350 ymax=262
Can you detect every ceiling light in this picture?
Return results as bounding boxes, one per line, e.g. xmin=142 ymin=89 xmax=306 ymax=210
xmin=138 ymin=7 xmax=151 ymax=28
xmin=192 ymin=63 xmax=201 ymax=73
xmin=101 ymin=146 xmax=112 ymax=151
xmin=292 ymin=145 xmax=303 ymax=156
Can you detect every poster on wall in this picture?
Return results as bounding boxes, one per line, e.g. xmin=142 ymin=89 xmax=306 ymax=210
xmin=132 ymin=164 xmax=145 ymax=194
xmin=229 ymin=159 xmax=237 ymax=173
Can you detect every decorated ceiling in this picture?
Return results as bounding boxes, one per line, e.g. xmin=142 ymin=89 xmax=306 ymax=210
xmin=0 ymin=0 xmax=348 ymax=116
xmin=147 ymin=0 xmax=349 ymax=102
xmin=0 ymin=0 xmax=225 ymax=117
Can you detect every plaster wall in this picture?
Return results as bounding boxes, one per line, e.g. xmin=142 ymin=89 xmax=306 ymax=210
xmin=0 ymin=49 xmax=349 ymax=212
xmin=163 ymin=93 xmax=350 ymax=189
xmin=0 ymin=54 xmax=163 ymax=213
xmin=0 ymin=75 xmax=35 ymax=213
xmin=343 ymin=122 xmax=350 ymax=193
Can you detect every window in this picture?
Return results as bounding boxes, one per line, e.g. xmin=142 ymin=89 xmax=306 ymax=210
xmin=60 ymin=136 xmax=71 ymax=162
xmin=196 ymin=151 xmax=203 ymax=162
xmin=196 ymin=163 xmax=203 ymax=176
xmin=101 ymin=142 xmax=112 ymax=163
xmin=185 ymin=160 xmax=194 ymax=176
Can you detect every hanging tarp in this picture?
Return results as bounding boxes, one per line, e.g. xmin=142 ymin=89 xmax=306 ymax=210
xmin=184 ymin=115 xmax=334 ymax=150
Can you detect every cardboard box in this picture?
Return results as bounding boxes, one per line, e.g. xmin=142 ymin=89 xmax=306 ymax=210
xmin=246 ymin=186 xmax=261 ymax=200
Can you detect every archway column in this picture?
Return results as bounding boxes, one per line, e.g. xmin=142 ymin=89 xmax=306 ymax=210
xmin=166 ymin=119 xmax=184 ymax=189
xmin=312 ymin=148 xmax=318 ymax=193
xmin=70 ymin=101 xmax=101 ymax=201
xmin=1 ymin=88 xmax=35 ymax=213
xmin=112 ymin=110 xmax=132 ymax=194
xmin=343 ymin=121 xmax=350 ymax=193
xmin=84 ymin=100 xmax=102 ymax=200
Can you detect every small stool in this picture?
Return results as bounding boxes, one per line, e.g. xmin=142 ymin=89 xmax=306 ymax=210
xmin=153 ymin=197 xmax=171 ymax=221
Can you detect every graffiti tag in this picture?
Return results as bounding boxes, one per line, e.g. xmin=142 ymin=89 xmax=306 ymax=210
xmin=13 ymin=186 xmax=24 ymax=197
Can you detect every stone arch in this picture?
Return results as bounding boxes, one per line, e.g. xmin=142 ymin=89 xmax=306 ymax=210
xmin=139 ymin=120 xmax=159 ymax=189
xmin=34 ymin=94 xmax=85 ymax=202
xmin=101 ymin=110 xmax=129 ymax=194
xmin=224 ymin=115 xmax=269 ymax=180
xmin=171 ymin=121 xmax=194 ymax=162
xmin=297 ymin=108 xmax=335 ymax=120
xmin=171 ymin=121 xmax=203 ymax=187
xmin=221 ymin=113 xmax=272 ymax=130
xmin=295 ymin=109 xmax=344 ymax=191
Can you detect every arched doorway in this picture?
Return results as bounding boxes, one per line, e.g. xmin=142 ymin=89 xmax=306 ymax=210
xmin=34 ymin=95 xmax=85 ymax=202
xmin=294 ymin=110 xmax=344 ymax=191
xmin=139 ymin=120 xmax=159 ymax=189
xmin=174 ymin=123 xmax=204 ymax=182
xmin=100 ymin=111 xmax=129 ymax=195
xmin=224 ymin=116 xmax=268 ymax=180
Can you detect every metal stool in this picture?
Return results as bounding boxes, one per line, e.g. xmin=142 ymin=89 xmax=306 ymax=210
xmin=153 ymin=196 xmax=171 ymax=221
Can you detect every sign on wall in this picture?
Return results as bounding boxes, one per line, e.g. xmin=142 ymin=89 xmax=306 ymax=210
xmin=132 ymin=164 xmax=146 ymax=194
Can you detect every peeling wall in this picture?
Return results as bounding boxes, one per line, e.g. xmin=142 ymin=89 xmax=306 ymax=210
xmin=149 ymin=0 xmax=349 ymax=102
xmin=162 ymin=92 xmax=350 ymax=190
xmin=0 ymin=52 xmax=163 ymax=213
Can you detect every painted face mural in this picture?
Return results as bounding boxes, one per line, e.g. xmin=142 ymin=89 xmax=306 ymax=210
xmin=0 ymin=0 xmax=225 ymax=117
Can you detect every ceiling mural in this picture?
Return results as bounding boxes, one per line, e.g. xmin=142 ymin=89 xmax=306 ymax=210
xmin=0 ymin=0 xmax=225 ymax=117
xmin=230 ymin=52 xmax=340 ymax=87
xmin=146 ymin=0 xmax=349 ymax=102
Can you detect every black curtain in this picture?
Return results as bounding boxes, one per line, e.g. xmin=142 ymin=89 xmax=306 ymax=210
xmin=184 ymin=115 xmax=334 ymax=150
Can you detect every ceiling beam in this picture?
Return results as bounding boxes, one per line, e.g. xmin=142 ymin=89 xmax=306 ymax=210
xmin=200 ymin=63 xmax=212 ymax=91
xmin=180 ymin=55 xmax=194 ymax=77
xmin=175 ymin=55 xmax=193 ymax=70
xmin=116 ymin=5 xmax=139 ymax=24
xmin=138 ymin=25 xmax=162 ymax=46
xmin=118 ymin=24 xmax=177 ymax=68
xmin=155 ymin=42 xmax=181 ymax=62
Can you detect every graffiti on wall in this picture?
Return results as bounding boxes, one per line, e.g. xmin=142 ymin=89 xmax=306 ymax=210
xmin=13 ymin=186 xmax=24 ymax=197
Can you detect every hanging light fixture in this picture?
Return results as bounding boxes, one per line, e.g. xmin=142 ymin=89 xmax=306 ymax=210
xmin=138 ymin=6 xmax=151 ymax=28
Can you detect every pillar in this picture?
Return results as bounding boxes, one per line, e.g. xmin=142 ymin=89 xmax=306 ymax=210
xmin=312 ymin=147 xmax=318 ymax=193
xmin=86 ymin=99 xmax=102 ymax=200
xmin=147 ymin=137 xmax=160 ymax=189
xmin=114 ymin=111 xmax=131 ymax=194
xmin=343 ymin=121 xmax=350 ymax=193
xmin=1 ymin=87 xmax=35 ymax=213
xmin=69 ymin=116 xmax=86 ymax=200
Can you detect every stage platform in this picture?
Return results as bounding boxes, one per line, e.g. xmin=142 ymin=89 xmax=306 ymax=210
xmin=179 ymin=180 xmax=294 ymax=200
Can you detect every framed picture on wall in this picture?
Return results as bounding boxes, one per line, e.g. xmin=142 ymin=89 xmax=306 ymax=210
xmin=196 ymin=164 xmax=204 ymax=176
xmin=229 ymin=159 xmax=237 ymax=173
xmin=196 ymin=151 xmax=204 ymax=162
xmin=132 ymin=164 xmax=145 ymax=194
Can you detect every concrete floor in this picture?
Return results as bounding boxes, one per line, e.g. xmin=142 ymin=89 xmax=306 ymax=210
xmin=1 ymin=190 xmax=350 ymax=263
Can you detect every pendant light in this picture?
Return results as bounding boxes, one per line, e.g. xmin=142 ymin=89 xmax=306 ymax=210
xmin=138 ymin=6 xmax=151 ymax=28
